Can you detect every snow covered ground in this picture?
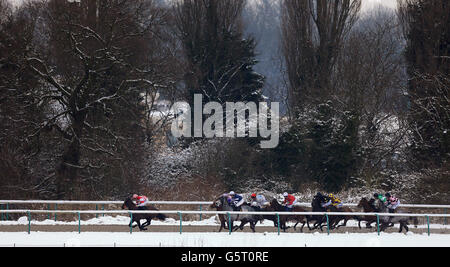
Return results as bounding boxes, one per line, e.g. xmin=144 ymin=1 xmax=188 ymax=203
xmin=1 ymin=232 xmax=449 ymax=247
xmin=1 ymin=216 xmax=449 ymax=247
xmin=1 ymin=215 xmax=449 ymax=229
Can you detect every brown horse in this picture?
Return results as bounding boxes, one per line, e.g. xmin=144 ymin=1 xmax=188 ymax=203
xmin=122 ymin=197 xmax=166 ymax=231
xmin=269 ymin=198 xmax=309 ymax=232
xmin=356 ymin=197 xmax=379 ymax=229
xmin=325 ymin=205 xmax=360 ymax=230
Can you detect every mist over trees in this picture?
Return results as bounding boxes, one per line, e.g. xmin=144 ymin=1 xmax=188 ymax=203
xmin=0 ymin=0 xmax=448 ymax=202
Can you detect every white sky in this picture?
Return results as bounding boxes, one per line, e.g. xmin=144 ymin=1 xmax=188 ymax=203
xmin=363 ymin=0 xmax=398 ymax=11
xmin=10 ymin=0 xmax=398 ymax=10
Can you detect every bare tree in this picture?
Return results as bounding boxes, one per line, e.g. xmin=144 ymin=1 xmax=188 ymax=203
xmin=334 ymin=7 xmax=409 ymax=184
xmin=281 ymin=0 xmax=361 ymax=114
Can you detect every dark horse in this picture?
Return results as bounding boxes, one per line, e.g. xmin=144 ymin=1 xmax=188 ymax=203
xmin=356 ymin=197 xmax=379 ymax=229
xmin=309 ymin=194 xmax=328 ymax=231
xmin=122 ymin=197 xmax=166 ymax=231
xmin=269 ymin=198 xmax=309 ymax=232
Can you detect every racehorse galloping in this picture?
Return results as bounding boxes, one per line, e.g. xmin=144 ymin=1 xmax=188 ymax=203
xmin=211 ymin=197 xmax=229 ymax=232
xmin=357 ymin=197 xmax=379 ymax=229
xmin=122 ymin=197 xmax=166 ymax=231
xmin=376 ymin=199 xmax=418 ymax=233
xmin=213 ymin=196 xmax=260 ymax=233
xmin=269 ymin=198 xmax=309 ymax=232
xmin=325 ymin=204 xmax=360 ymax=230
xmin=309 ymin=194 xmax=328 ymax=231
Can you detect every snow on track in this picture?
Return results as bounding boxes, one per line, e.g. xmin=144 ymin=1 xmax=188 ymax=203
xmin=1 ymin=231 xmax=449 ymax=247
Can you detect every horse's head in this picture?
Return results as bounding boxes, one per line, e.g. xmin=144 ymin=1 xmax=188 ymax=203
xmin=270 ymin=198 xmax=278 ymax=206
xmin=357 ymin=197 xmax=368 ymax=208
xmin=122 ymin=197 xmax=137 ymax=210
xmin=312 ymin=194 xmax=327 ymax=210
xmin=211 ymin=196 xmax=224 ymax=210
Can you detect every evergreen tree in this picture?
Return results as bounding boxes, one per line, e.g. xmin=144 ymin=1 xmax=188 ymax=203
xmin=175 ymin=0 xmax=264 ymax=107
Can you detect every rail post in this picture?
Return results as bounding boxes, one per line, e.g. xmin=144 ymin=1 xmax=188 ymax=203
xmin=277 ymin=213 xmax=280 ymax=235
xmin=129 ymin=212 xmax=133 ymax=234
xmin=326 ymin=214 xmax=330 ymax=235
xmin=444 ymin=209 xmax=447 ymax=225
xmin=228 ymin=212 xmax=231 ymax=235
xmin=95 ymin=205 xmax=98 ymax=219
xmin=199 ymin=204 xmax=203 ymax=221
xmin=78 ymin=212 xmax=81 ymax=234
xmin=54 ymin=203 xmax=58 ymax=222
xmin=27 ymin=211 xmax=31 ymax=234
xmin=179 ymin=212 xmax=183 ymax=234
xmin=6 ymin=203 xmax=9 ymax=220
xmin=426 ymin=215 xmax=430 ymax=236
xmin=376 ymin=214 xmax=380 ymax=236
xmin=1 ymin=204 xmax=3 ymax=221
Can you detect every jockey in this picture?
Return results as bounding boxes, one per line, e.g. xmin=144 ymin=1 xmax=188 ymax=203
xmin=250 ymin=193 xmax=269 ymax=210
xmin=385 ymin=193 xmax=400 ymax=213
xmin=373 ymin=193 xmax=388 ymax=204
xmin=132 ymin=194 xmax=149 ymax=209
xmin=225 ymin=191 xmax=245 ymax=211
xmin=282 ymin=192 xmax=297 ymax=211
xmin=322 ymin=193 xmax=343 ymax=209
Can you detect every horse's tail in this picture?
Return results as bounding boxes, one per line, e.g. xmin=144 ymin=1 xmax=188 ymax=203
xmin=412 ymin=216 xmax=418 ymax=228
xmin=156 ymin=213 xmax=167 ymax=221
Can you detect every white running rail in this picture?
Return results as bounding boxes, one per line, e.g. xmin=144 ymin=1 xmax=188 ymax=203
xmin=0 ymin=200 xmax=449 ymax=209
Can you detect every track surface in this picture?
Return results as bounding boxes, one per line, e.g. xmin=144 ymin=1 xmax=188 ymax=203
xmin=1 ymin=224 xmax=449 ymax=234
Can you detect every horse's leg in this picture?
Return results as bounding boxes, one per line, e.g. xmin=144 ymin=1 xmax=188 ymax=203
xmin=293 ymin=222 xmax=299 ymax=231
xmin=239 ymin=219 xmax=247 ymax=231
xmin=300 ymin=221 xmax=306 ymax=233
xmin=136 ymin=220 xmax=143 ymax=231
xmin=250 ymin=221 xmax=256 ymax=233
xmin=337 ymin=217 xmax=349 ymax=229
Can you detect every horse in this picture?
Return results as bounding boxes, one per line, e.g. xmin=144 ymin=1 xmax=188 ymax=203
xmin=309 ymin=194 xmax=328 ymax=231
xmin=121 ymin=197 xmax=166 ymax=231
xmin=356 ymin=197 xmax=379 ymax=229
xmin=269 ymin=198 xmax=308 ymax=232
xmin=212 ymin=196 xmax=260 ymax=232
xmin=210 ymin=196 xmax=229 ymax=232
xmin=324 ymin=204 xmax=360 ymax=230
xmin=375 ymin=199 xmax=418 ymax=233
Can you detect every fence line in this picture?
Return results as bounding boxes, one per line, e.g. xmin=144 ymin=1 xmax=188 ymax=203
xmin=1 ymin=200 xmax=449 ymax=209
xmin=1 ymin=209 xmax=449 ymax=236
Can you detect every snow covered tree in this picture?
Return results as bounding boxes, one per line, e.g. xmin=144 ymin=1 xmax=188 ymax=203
xmin=398 ymin=0 xmax=450 ymax=168
xmin=0 ymin=0 xmax=179 ymax=199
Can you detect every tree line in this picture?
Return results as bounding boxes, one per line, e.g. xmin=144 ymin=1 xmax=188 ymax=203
xmin=0 ymin=0 xmax=448 ymax=201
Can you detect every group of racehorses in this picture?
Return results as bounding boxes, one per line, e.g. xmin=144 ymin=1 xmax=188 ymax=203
xmin=121 ymin=194 xmax=418 ymax=233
